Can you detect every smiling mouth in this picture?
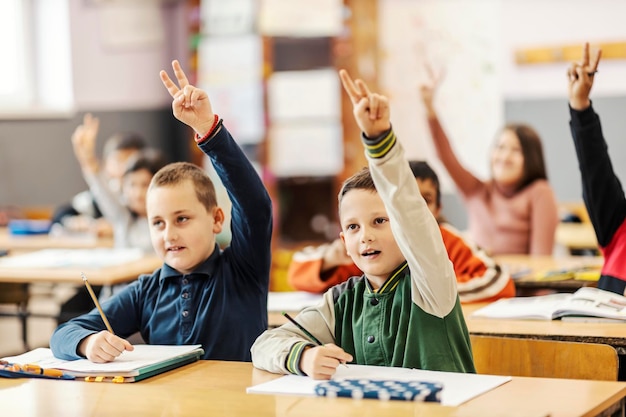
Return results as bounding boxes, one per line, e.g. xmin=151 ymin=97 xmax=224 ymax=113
xmin=167 ymin=246 xmax=185 ymax=252
xmin=361 ymin=249 xmax=381 ymax=257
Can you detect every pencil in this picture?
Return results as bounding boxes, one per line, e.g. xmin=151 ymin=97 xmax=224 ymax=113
xmin=281 ymin=312 xmax=323 ymax=345
xmin=81 ymin=272 xmax=115 ymax=335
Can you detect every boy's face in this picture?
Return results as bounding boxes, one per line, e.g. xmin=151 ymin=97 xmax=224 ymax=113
xmin=147 ymin=179 xmax=224 ymax=274
xmin=122 ymin=168 xmax=152 ymax=217
xmin=339 ymin=189 xmax=405 ymax=287
xmin=104 ymin=149 xmax=141 ymax=193
xmin=416 ymin=178 xmax=441 ymax=219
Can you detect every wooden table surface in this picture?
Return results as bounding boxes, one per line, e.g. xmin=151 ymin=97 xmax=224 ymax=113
xmin=0 ymin=360 xmax=624 ymax=417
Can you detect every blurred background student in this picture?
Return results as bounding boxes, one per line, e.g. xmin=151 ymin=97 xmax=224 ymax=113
xmin=420 ymin=73 xmax=559 ymax=255
xmin=57 ymin=114 xmax=167 ymax=322
xmin=50 ymin=113 xmax=148 ymax=239
xmin=288 ymin=160 xmax=514 ymax=303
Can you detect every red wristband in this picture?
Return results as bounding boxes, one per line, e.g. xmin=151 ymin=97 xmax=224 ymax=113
xmin=195 ymin=114 xmax=220 ymax=144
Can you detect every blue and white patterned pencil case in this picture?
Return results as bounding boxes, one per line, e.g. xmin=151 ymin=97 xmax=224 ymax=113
xmin=314 ymin=378 xmax=443 ymax=402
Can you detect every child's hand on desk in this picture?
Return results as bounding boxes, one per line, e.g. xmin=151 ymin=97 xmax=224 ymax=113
xmin=300 ymin=344 xmax=352 ymax=380
xmin=79 ymin=331 xmax=134 ymax=363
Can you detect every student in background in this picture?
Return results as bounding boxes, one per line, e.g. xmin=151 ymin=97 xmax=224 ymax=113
xmin=420 ymin=76 xmax=559 ymax=255
xmin=288 ymin=160 xmax=515 ymax=303
xmin=50 ymin=118 xmax=147 ymax=239
xmin=568 ymin=43 xmax=626 ymax=295
xmin=251 ymin=70 xmax=474 ymax=379
xmin=50 ymin=60 xmax=272 ymax=363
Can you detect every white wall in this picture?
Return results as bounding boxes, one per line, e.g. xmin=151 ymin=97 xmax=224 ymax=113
xmin=69 ymin=0 xmax=188 ymax=110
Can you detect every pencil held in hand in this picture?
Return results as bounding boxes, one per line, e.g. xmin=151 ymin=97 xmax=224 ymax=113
xmin=81 ymin=272 xmax=115 ymax=335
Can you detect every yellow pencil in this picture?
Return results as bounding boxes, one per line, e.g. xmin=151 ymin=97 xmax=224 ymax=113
xmin=81 ymin=272 xmax=115 ymax=335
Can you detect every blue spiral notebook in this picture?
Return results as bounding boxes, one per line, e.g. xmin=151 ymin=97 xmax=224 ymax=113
xmin=1 ymin=345 xmax=204 ymax=383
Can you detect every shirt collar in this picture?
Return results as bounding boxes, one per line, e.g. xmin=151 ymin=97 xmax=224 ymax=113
xmin=158 ymin=243 xmax=221 ymax=283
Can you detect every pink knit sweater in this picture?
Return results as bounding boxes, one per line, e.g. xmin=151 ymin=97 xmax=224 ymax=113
xmin=428 ymin=116 xmax=559 ymax=255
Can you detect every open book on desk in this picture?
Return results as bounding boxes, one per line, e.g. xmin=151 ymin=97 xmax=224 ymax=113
xmin=472 ymin=287 xmax=626 ymax=321
xmin=1 ymin=344 xmax=204 ymax=383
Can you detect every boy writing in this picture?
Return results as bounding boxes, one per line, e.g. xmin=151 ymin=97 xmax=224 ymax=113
xmin=251 ymin=70 xmax=475 ymax=379
xmin=50 ymin=60 xmax=273 ymax=362
xmin=287 ymin=160 xmax=515 ymax=303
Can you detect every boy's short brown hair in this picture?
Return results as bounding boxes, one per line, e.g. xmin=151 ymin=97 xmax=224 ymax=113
xmin=338 ymin=167 xmax=376 ymax=212
xmin=150 ymin=162 xmax=218 ymax=211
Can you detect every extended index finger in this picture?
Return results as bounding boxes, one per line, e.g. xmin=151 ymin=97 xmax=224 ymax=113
xmin=171 ymin=60 xmax=190 ymax=89
xmin=590 ymin=48 xmax=602 ymax=73
xmin=160 ymin=69 xmax=180 ymax=98
xmin=581 ymin=42 xmax=590 ymax=67
xmin=339 ymin=69 xmax=361 ymax=104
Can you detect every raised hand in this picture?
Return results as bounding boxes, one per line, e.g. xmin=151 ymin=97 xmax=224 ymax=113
xmin=71 ymin=113 xmax=100 ymax=173
xmin=419 ymin=62 xmax=444 ymax=118
xmin=567 ymin=43 xmax=602 ymax=111
xmin=160 ymin=60 xmax=215 ymax=137
xmin=339 ymin=69 xmax=391 ymax=138
xmin=321 ymin=238 xmax=353 ymax=272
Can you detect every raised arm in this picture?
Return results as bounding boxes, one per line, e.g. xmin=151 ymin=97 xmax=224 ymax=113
xmin=160 ymin=60 xmax=272 ymax=289
xmin=568 ymin=43 xmax=626 ymax=245
xmin=420 ymin=77 xmax=483 ymax=196
xmin=340 ymin=69 xmax=457 ymax=317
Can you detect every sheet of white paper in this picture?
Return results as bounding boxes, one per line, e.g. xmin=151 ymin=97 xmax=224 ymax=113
xmin=267 ymin=292 xmax=324 ymax=312
xmin=258 ymin=0 xmax=343 ymax=37
xmin=268 ymin=122 xmax=343 ymax=177
xmin=247 ymin=364 xmax=511 ymax=406
xmin=0 ymin=248 xmax=144 ymax=268
xmin=267 ymin=69 xmax=341 ymax=122
xmin=2 ymin=345 xmax=202 ymax=375
xmin=200 ymin=0 xmax=256 ymax=35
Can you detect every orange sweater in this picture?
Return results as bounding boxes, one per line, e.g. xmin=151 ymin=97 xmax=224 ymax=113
xmin=287 ymin=223 xmax=515 ymax=303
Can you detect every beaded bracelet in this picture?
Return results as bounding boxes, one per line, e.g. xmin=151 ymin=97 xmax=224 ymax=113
xmin=195 ymin=114 xmax=222 ymax=144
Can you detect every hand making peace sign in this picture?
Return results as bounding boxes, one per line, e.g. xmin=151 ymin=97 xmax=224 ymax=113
xmin=567 ymin=43 xmax=602 ymax=111
xmin=339 ymin=69 xmax=391 ymax=138
xmin=160 ymin=60 xmax=216 ymax=137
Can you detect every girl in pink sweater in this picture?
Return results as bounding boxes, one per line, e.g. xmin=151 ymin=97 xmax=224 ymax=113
xmin=420 ymin=80 xmax=558 ymax=255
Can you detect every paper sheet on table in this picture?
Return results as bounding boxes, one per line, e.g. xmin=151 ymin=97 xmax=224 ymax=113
xmin=0 ymin=248 xmax=144 ymax=268
xmin=247 ymin=364 xmax=511 ymax=406
xmin=267 ymin=292 xmax=324 ymax=312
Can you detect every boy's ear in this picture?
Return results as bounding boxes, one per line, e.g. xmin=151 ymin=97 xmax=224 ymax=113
xmin=212 ymin=207 xmax=225 ymax=234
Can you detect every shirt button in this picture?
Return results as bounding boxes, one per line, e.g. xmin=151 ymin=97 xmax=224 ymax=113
xmin=182 ymin=310 xmax=189 ymax=318
xmin=370 ymin=298 xmax=379 ymax=306
xmin=182 ymin=278 xmax=189 ymax=285
xmin=367 ymin=335 xmax=375 ymax=343
xmin=182 ymin=292 xmax=189 ymax=299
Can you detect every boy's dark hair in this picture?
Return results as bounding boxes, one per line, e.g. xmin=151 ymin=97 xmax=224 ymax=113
xmin=124 ymin=148 xmax=168 ymax=178
xmin=338 ymin=161 xmax=442 ymax=209
xmin=103 ymin=132 xmax=147 ymax=158
xmin=150 ymin=162 xmax=218 ymax=211
xmin=500 ymin=123 xmax=548 ymax=190
xmin=408 ymin=160 xmax=441 ymax=208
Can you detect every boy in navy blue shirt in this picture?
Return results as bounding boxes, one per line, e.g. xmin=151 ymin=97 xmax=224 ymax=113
xmin=50 ymin=60 xmax=272 ymax=362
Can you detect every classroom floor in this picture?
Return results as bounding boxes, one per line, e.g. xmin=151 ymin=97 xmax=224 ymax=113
xmin=0 ymin=284 xmax=74 ymax=357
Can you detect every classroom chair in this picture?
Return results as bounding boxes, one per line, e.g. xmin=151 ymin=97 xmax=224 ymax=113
xmin=470 ymin=335 xmax=618 ymax=381
xmin=0 ymin=283 xmax=30 ymax=350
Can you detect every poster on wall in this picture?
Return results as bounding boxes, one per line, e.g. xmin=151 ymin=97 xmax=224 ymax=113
xmin=379 ymin=0 xmax=503 ymax=191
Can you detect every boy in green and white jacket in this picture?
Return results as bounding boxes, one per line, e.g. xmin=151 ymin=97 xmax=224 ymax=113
xmin=251 ymin=70 xmax=475 ymax=379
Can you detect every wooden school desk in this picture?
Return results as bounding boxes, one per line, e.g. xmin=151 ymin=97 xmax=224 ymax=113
xmin=556 ymin=222 xmax=599 ymax=253
xmin=0 ymin=361 xmax=624 ymax=417
xmin=0 ymin=227 xmax=114 ymax=251
xmin=494 ymin=254 xmax=602 ymax=296
xmin=0 ymin=252 xmax=162 ymax=286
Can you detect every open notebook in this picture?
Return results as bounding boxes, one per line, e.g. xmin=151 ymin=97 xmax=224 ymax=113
xmin=1 ymin=344 xmax=204 ymax=383
xmin=472 ymin=287 xmax=626 ymax=321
